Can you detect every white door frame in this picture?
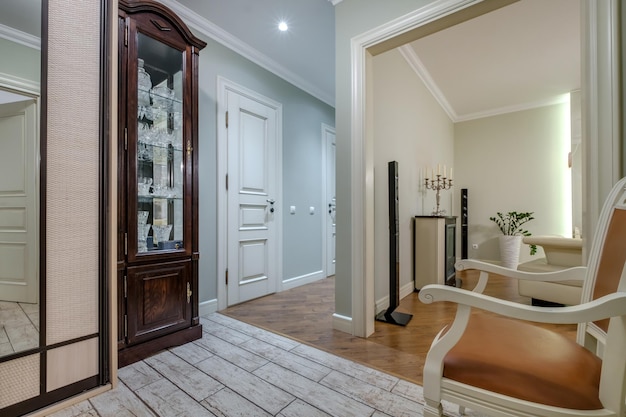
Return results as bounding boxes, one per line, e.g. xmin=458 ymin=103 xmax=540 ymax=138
xmin=321 ymin=123 xmax=335 ymax=277
xmin=349 ymin=0 xmax=618 ymax=337
xmin=216 ymin=76 xmax=283 ymax=310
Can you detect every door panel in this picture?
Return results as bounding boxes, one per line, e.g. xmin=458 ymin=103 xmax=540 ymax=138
xmin=126 ymin=260 xmax=191 ymax=344
xmin=0 ymin=99 xmax=38 ymax=303
xmin=227 ymin=90 xmax=278 ymax=306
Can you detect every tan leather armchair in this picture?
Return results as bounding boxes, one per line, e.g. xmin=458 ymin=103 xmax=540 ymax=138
xmin=517 ymin=236 xmax=583 ymax=305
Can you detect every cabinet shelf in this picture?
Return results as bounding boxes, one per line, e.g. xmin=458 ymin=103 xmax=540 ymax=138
xmin=137 ymin=194 xmax=183 ymax=202
xmin=138 ymin=139 xmax=184 ymax=152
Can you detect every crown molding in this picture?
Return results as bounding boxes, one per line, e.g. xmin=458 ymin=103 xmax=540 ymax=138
xmin=398 ymin=44 xmax=457 ymax=121
xmin=159 ymin=0 xmax=335 ymax=107
xmin=329 ymin=0 xmax=343 ymax=5
xmin=0 ymin=72 xmax=40 ymax=96
xmin=399 ymin=44 xmax=570 ymax=123
xmin=0 ymin=23 xmax=40 ymax=50
xmin=455 ymin=94 xmax=571 ymax=122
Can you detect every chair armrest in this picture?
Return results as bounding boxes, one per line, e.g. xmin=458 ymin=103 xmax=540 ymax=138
xmin=418 ymin=284 xmax=626 ymax=324
xmin=455 ymin=259 xmax=586 ymax=282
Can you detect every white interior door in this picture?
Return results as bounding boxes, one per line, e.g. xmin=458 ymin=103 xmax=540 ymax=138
xmin=323 ymin=125 xmax=336 ymax=276
xmin=226 ymin=88 xmax=280 ymax=306
xmin=0 ymin=98 xmax=38 ymax=303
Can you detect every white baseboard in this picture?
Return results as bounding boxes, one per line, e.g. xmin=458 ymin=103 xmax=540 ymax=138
xmin=199 ymin=298 xmax=218 ymax=317
xmin=282 ymin=270 xmax=325 ymax=291
xmin=332 ymin=313 xmax=352 ymax=334
xmin=375 ymin=281 xmax=416 ymax=315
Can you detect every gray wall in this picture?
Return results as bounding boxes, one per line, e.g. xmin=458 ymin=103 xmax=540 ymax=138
xmin=0 ymin=38 xmax=39 ymax=85
xmin=195 ymin=35 xmax=335 ymax=303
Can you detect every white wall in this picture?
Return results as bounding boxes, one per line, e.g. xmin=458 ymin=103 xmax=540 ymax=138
xmin=334 ymin=0 xmax=434 ymax=318
xmin=454 ymin=102 xmax=572 ymax=265
xmin=372 ymin=48 xmax=453 ymax=305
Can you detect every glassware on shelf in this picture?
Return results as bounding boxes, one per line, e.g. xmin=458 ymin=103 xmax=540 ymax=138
xmin=151 ymin=184 xmax=181 ymax=199
xmin=173 ymin=111 xmax=182 ymax=127
xmin=152 ymin=224 xmax=172 ymax=245
xmin=151 ymin=85 xmax=174 ymax=111
xmin=138 ymin=210 xmax=149 ymax=226
xmin=138 ymin=223 xmax=151 ymax=252
xmin=137 ymin=141 xmax=152 ymax=161
xmin=137 ymin=58 xmax=152 ymax=106
xmin=138 ymin=106 xmax=154 ymax=126
xmin=138 ymin=178 xmax=152 ymax=196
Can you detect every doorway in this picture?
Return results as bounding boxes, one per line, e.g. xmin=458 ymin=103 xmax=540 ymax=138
xmin=322 ymin=123 xmax=336 ymax=277
xmin=347 ymin=0 xmax=619 ymax=337
xmin=217 ymin=77 xmax=283 ymax=308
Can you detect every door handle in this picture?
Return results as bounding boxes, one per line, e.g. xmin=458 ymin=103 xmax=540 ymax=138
xmin=267 ymin=199 xmax=276 ymax=212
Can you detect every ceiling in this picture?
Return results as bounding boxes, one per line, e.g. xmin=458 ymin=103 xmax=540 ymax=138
xmin=163 ymin=0 xmax=581 ymax=118
xmin=407 ymin=0 xmax=580 ymax=121
xmin=165 ymin=0 xmax=336 ymax=106
xmin=0 ymin=0 xmax=580 ymax=119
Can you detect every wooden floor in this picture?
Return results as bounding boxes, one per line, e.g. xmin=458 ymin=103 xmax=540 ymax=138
xmin=222 ymin=270 xmax=578 ymax=386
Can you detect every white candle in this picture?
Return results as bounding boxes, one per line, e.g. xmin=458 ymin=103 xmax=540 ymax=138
xmin=438 ymin=164 xmax=441 ymax=175
xmin=450 ymin=167 xmax=453 ymax=179
xmin=443 ymin=165 xmax=447 ymax=178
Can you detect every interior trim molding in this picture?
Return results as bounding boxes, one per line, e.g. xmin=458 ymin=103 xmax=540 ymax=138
xmin=158 ymin=0 xmax=334 ymax=107
xmin=375 ymin=281 xmax=415 ymax=315
xmin=398 ymin=44 xmax=571 ymax=123
xmin=321 ymin=122 xmax=335 ymax=279
xmin=199 ymin=299 xmax=218 ymax=317
xmin=0 ymin=23 xmax=41 ymax=50
xmin=350 ymin=0 xmax=485 ymax=338
xmin=581 ymin=0 xmax=620 ymax=246
xmin=282 ymin=270 xmax=325 ymax=291
xmin=331 ymin=313 xmax=352 ymax=334
xmin=0 ymin=73 xmax=40 ymax=96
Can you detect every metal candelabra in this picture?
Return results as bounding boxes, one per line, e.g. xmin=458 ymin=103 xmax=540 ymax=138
xmin=425 ymin=174 xmax=453 ymax=216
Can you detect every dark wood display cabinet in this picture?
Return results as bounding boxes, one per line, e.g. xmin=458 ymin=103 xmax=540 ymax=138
xmin=117 ymin=0 xmax=206 ymax=367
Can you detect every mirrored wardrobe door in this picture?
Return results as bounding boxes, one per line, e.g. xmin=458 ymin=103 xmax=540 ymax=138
xmin=0 ymin=0 xmax=41 ymax=360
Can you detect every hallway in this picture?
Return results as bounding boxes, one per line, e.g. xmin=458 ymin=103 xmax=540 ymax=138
xmin=47 ymin=313 xmax=479 ymax=417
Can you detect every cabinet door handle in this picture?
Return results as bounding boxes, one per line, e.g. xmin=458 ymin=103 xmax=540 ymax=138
xmin=187 ymin=282 xmax=192 ymax=303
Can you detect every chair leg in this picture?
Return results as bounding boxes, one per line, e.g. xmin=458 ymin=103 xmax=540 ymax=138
xmin=423 ymin=398 xmax=444 ymax=417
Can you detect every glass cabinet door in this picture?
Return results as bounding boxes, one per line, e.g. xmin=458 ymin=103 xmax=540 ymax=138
xmin=134 ymin=31 xmax=186 ymax=256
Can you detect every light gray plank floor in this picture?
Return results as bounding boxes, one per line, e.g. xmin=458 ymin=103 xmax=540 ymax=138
xmin=46 ymin=313 xmax=484 ymax=417
xmin=0 ymin=301 xmax=39 ymax=357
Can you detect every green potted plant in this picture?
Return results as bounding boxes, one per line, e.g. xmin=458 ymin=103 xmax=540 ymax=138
xmin=489 ymin=211 xmax=537 ymax=268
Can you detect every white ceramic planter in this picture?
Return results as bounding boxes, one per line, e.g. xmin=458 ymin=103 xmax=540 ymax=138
xmin=499 ymin=235 xmax=522 ymax=269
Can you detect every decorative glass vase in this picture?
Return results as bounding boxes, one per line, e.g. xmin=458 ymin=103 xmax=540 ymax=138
xmin=137 ymin=58 xmax=152 ymax=106
xmin=152 ymin=224 xmax=172 ymax=245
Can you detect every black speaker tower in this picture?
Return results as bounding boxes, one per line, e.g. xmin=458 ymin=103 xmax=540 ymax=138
xmin=461 ymin=188 xmax=469 ymax=259
xmin=376 ymin=161 xmax=413 ymax=326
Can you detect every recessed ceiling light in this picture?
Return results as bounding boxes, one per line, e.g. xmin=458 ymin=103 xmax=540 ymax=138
xmin=278 ymin=21 xmax=288 ymax=32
